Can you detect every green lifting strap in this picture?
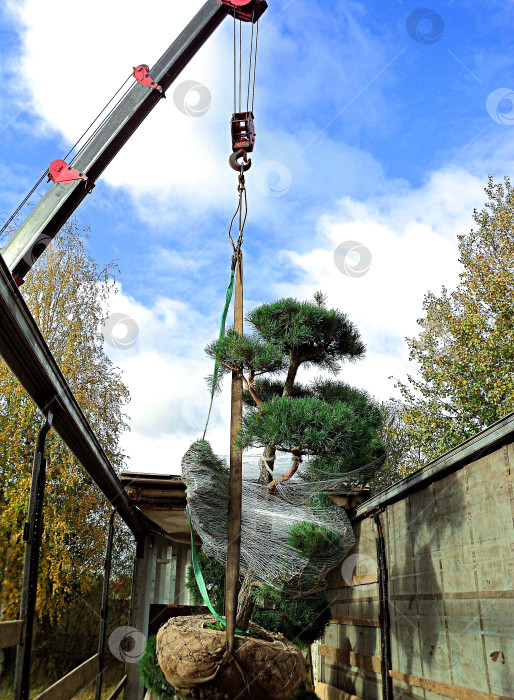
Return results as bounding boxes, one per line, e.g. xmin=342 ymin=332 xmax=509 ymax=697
xmin=189 ymin=519 xmax=247 ymax=635
xmin=202 ymin=257 xmax=237 ymax=439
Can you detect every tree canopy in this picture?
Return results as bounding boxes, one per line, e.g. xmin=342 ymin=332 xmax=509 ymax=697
xmin=247 ymin=292 xmax=365 ymax=395
xmin=0 ymin=219 xmax=132 ymax=623
xmin=395 ymin=176 xmax=514 ymax=462
xmin=192 ymin=292 xmax=385 ymax=634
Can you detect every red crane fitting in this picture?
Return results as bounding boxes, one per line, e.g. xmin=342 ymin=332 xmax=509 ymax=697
xmin=48 ymin=160 xmax=88 ymax=185
xmin=132 ymin=64 xmax=163 ymax=93
xmin=231 ymin=112 xmax=255 ymax=153
xmin=219 ymin=0 xmax=268 ymax=22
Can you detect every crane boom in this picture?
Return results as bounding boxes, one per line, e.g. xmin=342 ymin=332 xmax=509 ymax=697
xmin=2 ymin=0 xmax=267 ymax=281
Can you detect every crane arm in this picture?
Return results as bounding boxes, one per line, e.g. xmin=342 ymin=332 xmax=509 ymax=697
xmin=2 ymin=0 xmax=267 ymax=281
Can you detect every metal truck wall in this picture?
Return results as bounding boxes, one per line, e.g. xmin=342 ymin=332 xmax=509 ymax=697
xmin=316 ymin=442 xmax=513 ymax=700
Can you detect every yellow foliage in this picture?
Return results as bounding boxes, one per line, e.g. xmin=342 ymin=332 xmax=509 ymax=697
xmin=0 ymin=219 xmax=131 ymax=623
xmin=395 ymin=176 xmax=514 ymax=463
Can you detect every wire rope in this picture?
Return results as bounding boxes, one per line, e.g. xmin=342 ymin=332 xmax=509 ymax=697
xmin=239 ymin=20 xmax=242 ymax=111
xmin=0 ymin=172 xmax=49 ymax=237
xmin=63 ymin=74 xmax=132 ymax=162
xmin=233 ymin=10 xmax=237 ymax=113
xmin=246 ymin=7 xmax=256 ymax=112
xmin=251 ymin=20 xmax=260 ymax=113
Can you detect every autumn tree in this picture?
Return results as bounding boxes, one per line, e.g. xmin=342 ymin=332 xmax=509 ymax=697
xmin=369 ymin=401 xmax=422 ymax=493
xmin=395 ymin=176 xmax=514 ymax=462
xmin=0 ymin=219 xmax=132 ymax=632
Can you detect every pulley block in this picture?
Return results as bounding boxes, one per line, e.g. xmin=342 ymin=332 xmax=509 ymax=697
xmin=132 ymin=64 xmax=163 ymax=93
xmin=48 ymin=160 xmax=88 ymax=185
xmin=231 ymin=111 xmax=255 ymax=153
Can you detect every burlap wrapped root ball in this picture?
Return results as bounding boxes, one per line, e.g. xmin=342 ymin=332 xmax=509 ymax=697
xmin=156 ymin=614 xmax=306 ymax=699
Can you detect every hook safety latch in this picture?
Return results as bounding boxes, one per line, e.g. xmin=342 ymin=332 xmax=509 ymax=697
xmin=229 ymin=148 xmax=251 ymax=172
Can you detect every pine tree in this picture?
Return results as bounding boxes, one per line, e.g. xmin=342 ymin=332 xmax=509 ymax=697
xmin=202 ymin=292 xmax=385 ymax=632
xmin=368 ymin=401 xmax=421 ymax=493
xmin=209 ymin=291 xmax=365 ymax=483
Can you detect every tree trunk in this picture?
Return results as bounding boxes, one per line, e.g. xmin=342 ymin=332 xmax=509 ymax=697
xmin=258 ymin=357 xmax=301 ymax=485
xmin=236 ymin=569 xmax=255 ymax=631
xmin=282 ymin=358 xmax=300 ymax=398
xmin=258 ymin=444 xmax=275 ymax=485
xmin=269 ymin=450 xmax=301 ymax=491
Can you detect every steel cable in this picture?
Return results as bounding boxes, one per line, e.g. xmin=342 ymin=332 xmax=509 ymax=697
xmin=0 ymin=73 xmax=134 ymax=239
xmin=64 ymin=73 xmax=133 ymax=162
xmin=251 ymin=21 xmax=260 ymax=114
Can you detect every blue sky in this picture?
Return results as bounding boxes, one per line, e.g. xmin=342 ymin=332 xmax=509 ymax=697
xmin=1 ymin=0 xmax=513 ymax=470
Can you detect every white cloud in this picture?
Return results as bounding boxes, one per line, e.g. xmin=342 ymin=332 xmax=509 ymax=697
xmin=102 ymin=166 xmax=488 ymax=473
xmin=102 ymin=284 xmax=234 ymax=473
xmin=274 ymin=166 xmax=486 ymax=401
xmin=5 ymin=0 xmax=405 ymax=228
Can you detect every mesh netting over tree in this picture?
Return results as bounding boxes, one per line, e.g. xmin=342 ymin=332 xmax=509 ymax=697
xmin=183 ymin=440 xmax=357 ymax=597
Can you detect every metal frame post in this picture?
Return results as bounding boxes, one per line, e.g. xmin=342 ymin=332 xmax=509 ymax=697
xmin=125 ymin=535 xmax=152 ymax=700
xmin=374 ymin=512 xmax=393 ymax=700
xmin=13 ymin=409 xmax=53 ymax=700
xmin=94 ymin=509 xmax=117 ymax=700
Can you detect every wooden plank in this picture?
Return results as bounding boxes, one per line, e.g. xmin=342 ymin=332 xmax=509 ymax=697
xmin=315 ymin=681 xmax=365 ymax=700
xmin=0 ymin=620 xmax=22 ymax=649
xmin=107 ymin=675 xmax=127 ymax=700
xmin=389 ymin=590 xmax=513 ymax=601
xmin=324 ymin=622 xmax=380 ymax=663
xmin=318 ymin=645 xmax=382 ymax=674
xmin=32 ymin=654 xmax=100 ymax=700
xmin=327 ymin=572 xmax=378 ymax=589
xmin=390 ymin=670 xmax=514 ymax=700
xmin=225 ymin=253 xmax=244 ymax=654
xmin=330 ymin=615 xmax=379 ymax=628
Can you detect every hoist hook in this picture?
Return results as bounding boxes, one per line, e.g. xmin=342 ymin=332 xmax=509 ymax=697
xmin=229 ymin=148 xmax=252 ymax=172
